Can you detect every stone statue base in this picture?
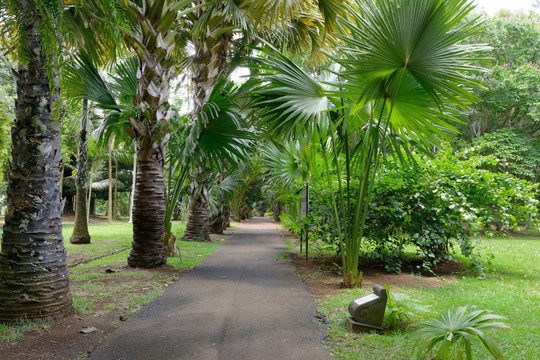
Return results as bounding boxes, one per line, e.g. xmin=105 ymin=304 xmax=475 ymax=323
xmin=346 ymin=316 xmax=384 ymax=333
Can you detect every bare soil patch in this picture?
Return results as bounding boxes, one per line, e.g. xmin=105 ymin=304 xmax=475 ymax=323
xmin=282 ymin=230 xmax=463 ymax=299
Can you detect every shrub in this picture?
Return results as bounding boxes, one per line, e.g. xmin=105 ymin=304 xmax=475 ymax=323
xmin=365 ymin=148 xmax=538 ymax=271
xmin=289 ymin=147 xmax=538 ymax=272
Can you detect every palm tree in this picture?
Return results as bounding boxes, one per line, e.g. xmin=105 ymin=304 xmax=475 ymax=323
xmin=183 ymin=0 xmax=347 ymax=241
xmin=0 ymin=0 xmax=72 ymax=321
xmin=249 ymin=0 xmax=486 ymax=287
xmin=115 ymin=0 xmax=198 ymax=267
xmin=69 ymin=98 xmax=92 ymax=244
xmin=172 ymin=78 xmax=254 ymax=242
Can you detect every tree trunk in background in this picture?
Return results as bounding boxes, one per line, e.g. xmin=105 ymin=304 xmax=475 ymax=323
xmin=63 ymin=195 xmax=74 ymax=215
xmin=272 ymin=200 xmax=281 ymax=222
xmin=183 ymin=168 xmax=210 ymax=242
xmin=0 ymin=11 xmax=71 ymax=322
xmin=87 ymin=168 xmax=93 ymax=223
xmin=127 ymin=146 xmax=166 ymax=267
xmin=107 ymin=139 xmax=113 ymax=224
xmin=128 ymin=149 xmax=136 ymax=224
xmin=222 ymin=204 xmax=231 ymax=230
xmin=185 ymin=6 xmax=232 ymax=242
xmin=113 ymin=158 xmax=118 ymax=221
xmin=209 ymin=210 xmax=224 ymax=234
xmin=70 ymin=99 xmax=91 ymax=244
xmin=89 ymin=197 xmax=95 ymax=216
xmin=209 ymin=203 xmax=231 ymax=234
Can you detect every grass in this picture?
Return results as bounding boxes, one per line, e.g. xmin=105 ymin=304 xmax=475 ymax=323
xmin=0 ymin=220 xmax=223 ymax=343
xmin=0 ymin=321 xmax=50 ymax=343
xmin=318 ymin=236 xmax=540 ymax=360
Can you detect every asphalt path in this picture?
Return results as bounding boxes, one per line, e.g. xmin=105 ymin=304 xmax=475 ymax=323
xmin=89 ymin=218 xmax=334 ymax=360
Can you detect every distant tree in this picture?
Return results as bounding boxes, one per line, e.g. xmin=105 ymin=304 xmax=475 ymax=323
xmin=0 ymin=56 xmax=14 ymax=182
xmin=468 ymin=128 xmax=540 ymax=182
xmin=464 ymin=11 xmax=540 ymax=138
xmin=182 ymin=0 xmax=346 ymax=241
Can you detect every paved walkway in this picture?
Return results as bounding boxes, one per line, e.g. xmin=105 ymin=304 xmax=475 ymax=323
xmin=89 ymin=218 xmax=333 ymax=360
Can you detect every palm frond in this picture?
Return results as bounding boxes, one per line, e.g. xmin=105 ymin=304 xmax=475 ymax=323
xmin=240 ymin=0 xmax=305 ymax=30
xmin=339 ymin=0 xmax=488 ymax=108
xmin=248 ymin=45 xmax=331 ymax=137
xmin=62 ymin=51 xmax=119 ymax=110
xmin=183 ymin=78 xmax=256 ymax=171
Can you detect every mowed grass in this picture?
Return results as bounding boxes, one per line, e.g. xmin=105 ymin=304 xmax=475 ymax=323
xmin=0 ymin=220 xmax=223 ymax=342
xmin=319 ymin=237 xmax=540 ymax=360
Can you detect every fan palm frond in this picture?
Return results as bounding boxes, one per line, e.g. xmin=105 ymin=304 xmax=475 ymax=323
xmin=248 ymin=45 xmax=332 ymax=137
xmin=184 ymin=78 xmax=256 ymax=171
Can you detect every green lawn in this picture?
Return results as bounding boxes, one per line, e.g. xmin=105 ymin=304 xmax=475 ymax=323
xmin=319 ymin=237 xmax=540 ymax=360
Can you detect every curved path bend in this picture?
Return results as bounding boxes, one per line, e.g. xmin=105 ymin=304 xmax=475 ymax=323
xmin=89 ymin=218 xmax=333 ymax=360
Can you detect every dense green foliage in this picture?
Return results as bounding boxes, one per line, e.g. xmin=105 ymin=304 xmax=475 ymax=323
xmin=0 ymin=55 xmax=14 ymax=182
xmin=464 ymin=11 xmax=540 ymax=138
xmin=467 ymin=129 xmax=540 ymax=182
xmin=287 ymin=148 xmax=538 ymax=273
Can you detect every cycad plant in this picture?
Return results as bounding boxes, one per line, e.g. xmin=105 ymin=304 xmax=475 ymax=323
xmin=249 ymin=0 xmax=487 ymax=288
xmin=413 ymin=306 xmax=509 ymax=360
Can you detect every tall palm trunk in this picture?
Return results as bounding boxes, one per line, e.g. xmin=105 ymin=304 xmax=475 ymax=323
xmin=272 ymin=200 xmax=282 ymax=222
xmin=107 ymin=139 xmax=113 ymax=224
xmin=183 ymin=168 xmax=210 ymax=241
xmin=122 ymin=0 xmax=179 ymax=267
xmin=0 ymin=9 xmax=71 ymax=322
xmin=185 ymin=11 xmax=232 ymax=241
xmin=128 ymin=145 xmax=166 ymax=267
xmin=86 ymin=162 xmax=95 ymax=223
xmin=113 ymin=157 xmax=118 ymax=221
xmin=222 ymin=203 xmax=231 ymax=230
xmin=70 ymin=99 xmax=91 ymax=244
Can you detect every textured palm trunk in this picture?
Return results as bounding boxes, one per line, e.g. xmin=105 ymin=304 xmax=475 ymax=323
xmin=183 ymin=167 xmax=210 ymax=242
xmin=128 ymin=146 xmax=167 ymax=267
xmin=209 ymin=210 xmax=224 ymax=234
xmin=70 ymin=99 xmax=91 ymax=244
xmin=113 ymin=158 xmax=118 ymax=221
xmin=185 ymin=10 xmax=232 ymax=241
xmin=209 ymin=203 xmax=231 ymax=234
xmin=272 ymin=200 xmax=282 ymax=222
xmin=122 ymin=0 xmax=181 ymax=267
xmin=222 ymin=203 xmax=231 ymax=230
xmin=107 ymin=139 xmax=113 ymax=224
xmin=0 ymin=12 xmax=71 ymax=322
